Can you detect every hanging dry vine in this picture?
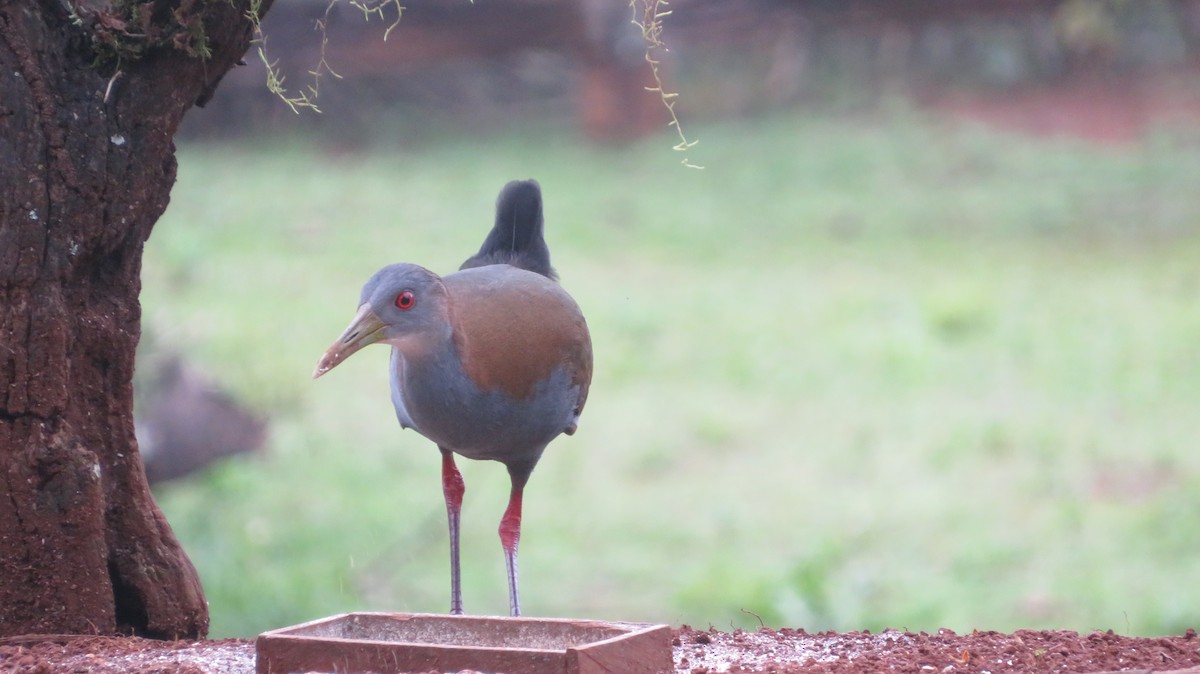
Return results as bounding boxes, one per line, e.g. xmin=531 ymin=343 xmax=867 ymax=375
xmin=244 ymin=0 xmax=700 ymax=167
xmin=630 ymin=0 xmax=702 ymax=168
xmin=246 ymin=0 xmax=402 ymax=113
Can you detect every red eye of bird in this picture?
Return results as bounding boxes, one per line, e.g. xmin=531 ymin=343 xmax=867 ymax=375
xmin=395 ymin=290 xmax=415 ymax=310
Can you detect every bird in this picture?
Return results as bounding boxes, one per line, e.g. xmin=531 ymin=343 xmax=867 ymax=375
xmin=313 ymin=179 xmax=592 ymax=618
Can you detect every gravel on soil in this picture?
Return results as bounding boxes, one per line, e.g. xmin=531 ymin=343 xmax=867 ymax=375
xmin=1 ymin=626 xmax=1198 ymax=673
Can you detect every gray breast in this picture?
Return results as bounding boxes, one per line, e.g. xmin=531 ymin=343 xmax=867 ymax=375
xmin=389 ymin=348 xmax=417 ymax=430
xmin=397 ymin=343 xmax=580 ymax=465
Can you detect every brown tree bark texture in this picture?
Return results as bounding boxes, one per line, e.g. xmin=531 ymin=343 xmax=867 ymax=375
xmin=0 ymin=0 xmax=272 ymax=639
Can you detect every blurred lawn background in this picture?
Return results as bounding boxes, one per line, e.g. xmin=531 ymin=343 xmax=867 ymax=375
xmin=142 ymin=2 xmax=1200 ymax=640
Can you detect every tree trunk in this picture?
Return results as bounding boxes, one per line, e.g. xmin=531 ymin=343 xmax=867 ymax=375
xmin=0 ymin=0 xmax=273 ymax=639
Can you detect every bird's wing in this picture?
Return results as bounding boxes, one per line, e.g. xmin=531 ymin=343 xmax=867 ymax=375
xmin=444 ymin=266 xmax=591 ymax=408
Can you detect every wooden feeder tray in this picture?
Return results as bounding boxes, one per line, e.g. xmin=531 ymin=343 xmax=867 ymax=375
xmin=255 ymin=612 xmax=673 ymax=674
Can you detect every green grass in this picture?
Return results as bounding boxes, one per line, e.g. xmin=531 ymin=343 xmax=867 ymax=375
xmin=145 ymin=108 xmax=1200 ymax=638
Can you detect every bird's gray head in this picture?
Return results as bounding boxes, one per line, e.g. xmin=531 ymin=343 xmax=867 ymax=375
xmin=313 ymin=263 xmax=450 ymax=378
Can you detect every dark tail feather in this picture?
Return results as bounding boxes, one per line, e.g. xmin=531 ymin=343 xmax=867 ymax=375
xmin=460 ymin=179 xmax=557 ymax=280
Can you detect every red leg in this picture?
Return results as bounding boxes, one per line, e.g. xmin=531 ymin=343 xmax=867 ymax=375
xmin=440 ymin=447 xmax=466 ymax=615
xmin=499 ymin=483 xmax=524 ymax=617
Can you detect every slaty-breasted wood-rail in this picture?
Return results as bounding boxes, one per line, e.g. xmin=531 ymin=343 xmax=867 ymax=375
xmin=314 ymin=180 xmax=592 ymax=617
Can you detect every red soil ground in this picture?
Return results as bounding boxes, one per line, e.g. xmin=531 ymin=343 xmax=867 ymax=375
xmin=2 ymin=626 xmax=1199 ymax=673
xmin=928 ymin=65 xmax=1200 ymax=145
